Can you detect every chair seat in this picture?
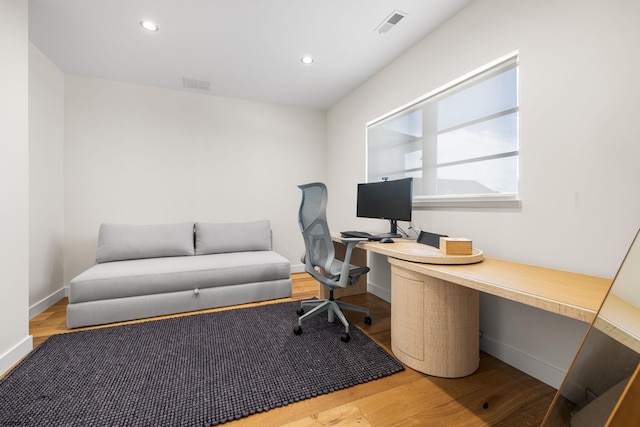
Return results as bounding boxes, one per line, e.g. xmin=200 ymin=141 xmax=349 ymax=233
xmin=325 ymin=265 xmax=370 ymax=282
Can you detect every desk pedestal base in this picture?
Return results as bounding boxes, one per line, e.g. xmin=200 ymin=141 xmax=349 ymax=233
xmin=391 ymin=264 xmax=480 ymax=378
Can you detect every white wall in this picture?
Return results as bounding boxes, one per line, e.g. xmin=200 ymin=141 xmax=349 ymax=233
xmin=326 ymin=0 xmax=640 ymax=387
xmin=63 ymin=76 xmax=326 ymax=283
xmin=0 ymin=0 xmax=32 ymax=374
xmin=29 ymin=43 xmax=65 ymax=316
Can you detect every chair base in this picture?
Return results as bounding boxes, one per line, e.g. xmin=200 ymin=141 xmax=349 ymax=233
xmin=296 ymin=296 xmax=370 ymax=335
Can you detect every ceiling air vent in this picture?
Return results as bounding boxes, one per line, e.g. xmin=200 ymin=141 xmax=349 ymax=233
xmin=375 ymin=10 xmax=407 ymax=34
xmin=182 ymin=77 xmax=210 ymax=91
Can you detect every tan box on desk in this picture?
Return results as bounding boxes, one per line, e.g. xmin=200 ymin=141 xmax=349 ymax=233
xmin=439 ymin=237 xmax=473 ymax=255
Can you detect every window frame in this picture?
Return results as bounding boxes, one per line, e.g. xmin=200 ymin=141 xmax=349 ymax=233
xmin=366 ymin=51 xmax=521 ymax=209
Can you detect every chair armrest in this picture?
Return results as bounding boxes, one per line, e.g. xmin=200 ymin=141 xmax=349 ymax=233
xmin=339 ymin=238 xmax=367 ymax=287
xmin=339 ymin=237 xmax=369 ymax=244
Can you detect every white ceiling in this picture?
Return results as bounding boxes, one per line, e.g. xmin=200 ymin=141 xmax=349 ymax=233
xmin=29 ymin=0 xmax=473 ymax=110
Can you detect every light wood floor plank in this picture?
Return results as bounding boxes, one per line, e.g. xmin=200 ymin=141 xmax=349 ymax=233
xmin=26 ymin=272 xmax=555 ymax=425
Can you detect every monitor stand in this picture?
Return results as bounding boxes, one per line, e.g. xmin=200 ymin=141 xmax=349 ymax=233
xmin=379 ymin=219 xmax=402 ymax=239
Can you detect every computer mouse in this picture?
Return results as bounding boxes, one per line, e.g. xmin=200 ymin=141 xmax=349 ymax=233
xmin=380 ymin=237 xmax=394 ymax=243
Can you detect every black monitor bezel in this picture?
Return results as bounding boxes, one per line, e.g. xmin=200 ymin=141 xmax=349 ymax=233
xmin=356 ymin=177 xmax=413 ymax=224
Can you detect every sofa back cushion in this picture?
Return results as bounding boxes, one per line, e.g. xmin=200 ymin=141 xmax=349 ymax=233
xmin=96 ymin=222 xmax=195 ymax=263
xmin=195 ymin=220 xmax=272 ymax=255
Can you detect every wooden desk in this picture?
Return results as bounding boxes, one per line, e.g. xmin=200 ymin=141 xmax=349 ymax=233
xmin=594 ymin=293 xmax=640 ymax=354
xmin=387 ymin=256 xmax=610 ymax=323
xmin=360 ymin=239 xmax=484 ymax=264
xmin=348 ymin=238 xmax=612 ymax=378
xmin=327 ymin=238 xmax=481 ymax=298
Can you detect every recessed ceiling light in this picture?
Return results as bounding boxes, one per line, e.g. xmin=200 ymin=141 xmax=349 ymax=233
xmin=301 ymin=56 xmax=314 ymax=65
xmin=140 ymin=20 xmax=159 ymax=32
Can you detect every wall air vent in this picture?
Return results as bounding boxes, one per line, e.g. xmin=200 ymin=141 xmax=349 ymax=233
xmin=182 ymin=77 xmax=210 ymax=91
xmin=375 ymin=10 xmax=407 ymax=34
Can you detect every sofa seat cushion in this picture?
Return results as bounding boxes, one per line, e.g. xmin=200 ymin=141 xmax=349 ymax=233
xmin=69 ymin=251 xmax=291 ymax=304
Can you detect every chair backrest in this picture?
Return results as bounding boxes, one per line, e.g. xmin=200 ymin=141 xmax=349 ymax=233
xmin=298 ymin=182 xmax=336 ymax=275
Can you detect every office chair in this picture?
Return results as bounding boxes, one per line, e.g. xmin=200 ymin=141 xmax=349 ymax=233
xmin=294 ymin=182 xmax=372 ymax=342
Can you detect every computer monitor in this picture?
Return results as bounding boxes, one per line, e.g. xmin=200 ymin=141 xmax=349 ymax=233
xmin=357 ymin=177 xmax=413 ymax=238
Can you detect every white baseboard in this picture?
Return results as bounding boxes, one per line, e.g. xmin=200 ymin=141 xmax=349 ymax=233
xmin=0 ymin=335 xmax=33 ymax=376
xmin=29 ymin=287 xmax=66 ymax=319
xmin=290 ymin=263 xmax=305 ymax=274
xmin=480 ymin=334 xmax=565 ymax=389
xmin=367 ymin=281 xmax=390 ymax=303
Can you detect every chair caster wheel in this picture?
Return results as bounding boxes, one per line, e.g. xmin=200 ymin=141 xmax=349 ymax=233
xmin=294 ymin=326 xmax=303 ymax=335
xmin=340 ymin=333 xmax=351 ymax=343
xmin=364 ymin=316 xmax=372 ymax=325
xmin=296 ymin=308 xmax=305 ymax=316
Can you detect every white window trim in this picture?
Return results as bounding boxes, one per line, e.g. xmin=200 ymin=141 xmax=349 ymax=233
xmin=368 ymin=50 xmax=519 ymax=128
xmin=367 ymin=50 xmax=520 ymax=210
xmin=413 ymin=193 xmax=521 ymax=209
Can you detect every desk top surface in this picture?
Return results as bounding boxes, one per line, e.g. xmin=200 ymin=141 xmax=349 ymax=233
xmin=341 ymin=237 xmax=612 ymax=323
xmin=359 ymin=239 xmax=484 ymax=264
xmin=595 ymin=293 xmax=640 ymax=353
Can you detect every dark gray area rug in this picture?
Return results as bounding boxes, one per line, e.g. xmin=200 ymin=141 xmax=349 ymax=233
xmin=0 ymin=300 xmax=404 ymax=426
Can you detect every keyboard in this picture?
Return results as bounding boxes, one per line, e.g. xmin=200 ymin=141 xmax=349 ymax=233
xmin=340 ymin=231 xmax=382 ymax=241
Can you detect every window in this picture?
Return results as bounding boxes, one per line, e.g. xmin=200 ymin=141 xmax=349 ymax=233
xmin=367 ymin=53 xmax=520 ymax=208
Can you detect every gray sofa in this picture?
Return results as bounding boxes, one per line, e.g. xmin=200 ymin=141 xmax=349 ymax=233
xmin=66 ymin=220 xmax=292 ymax=328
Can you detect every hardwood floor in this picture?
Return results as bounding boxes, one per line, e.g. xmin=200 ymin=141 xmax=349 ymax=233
xmin=28 ymin=272 xmax=555 ymax=426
